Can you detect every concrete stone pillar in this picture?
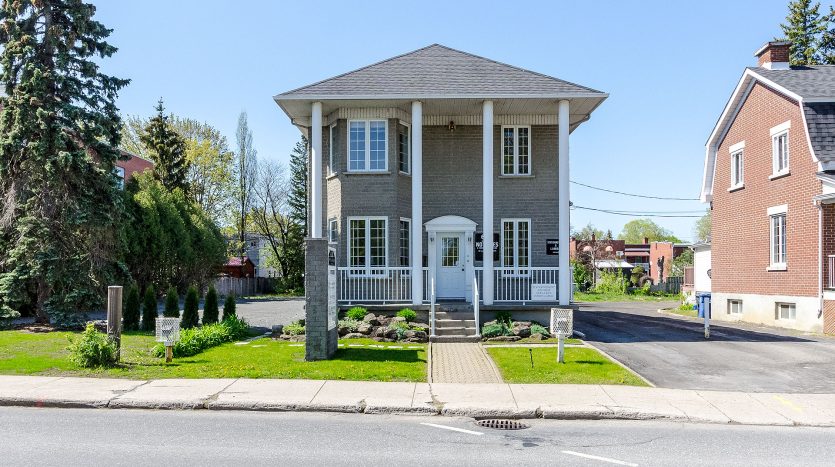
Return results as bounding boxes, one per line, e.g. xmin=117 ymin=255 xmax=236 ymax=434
xmin=305 ymin=238 xmax=337 ymax=360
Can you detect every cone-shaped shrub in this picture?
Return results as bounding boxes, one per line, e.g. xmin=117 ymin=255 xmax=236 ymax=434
xmin=181 ymin=286 xmax=200 ymax=329
xmin=164 ymin=287 xmax=180 ymax=318
xmin=123 ymin=284 xmax=141 ymax=331
xmin=141 ymin=285 xmax=157 ymax=332
xmin=222 ymin=293 xmax=236 ymax=321
xmin=203 ymin=285 xmax=219 ymax=325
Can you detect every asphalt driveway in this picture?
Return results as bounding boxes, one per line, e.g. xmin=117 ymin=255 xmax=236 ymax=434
xmin=574 ymin=301 xmax=835 ymax=393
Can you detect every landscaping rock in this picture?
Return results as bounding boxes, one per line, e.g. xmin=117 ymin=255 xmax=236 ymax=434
xmin=372 ymin=327 xmax=387 ymax=338
xmin=357 ymin=323 xmax=373 ymax=335
xmin=409 ymin=322 xmax=429 ymax=332
xmin=511 ymin=321 xmax=532 ymax=338
xmin=338 ymin=324 xmax=355 ymax=336
xmin=271 ymin=325 xmax=284 ymax=336
xmin=404 ymin=330 xmax=416 ymax=339
xmin=392 ymin=316 xmax=406 ymax=323
xmin=384 ymin=328 xmax=399 ymax=340
xmin=362 ymin=313 xmax=380 ymax=326
xmin=413 ymin=331 xmax=427 ymax=341
xmin=485 ymin=335 xmax=521 ymax=342
xmin=528 ymin=333 xmax=544 ymax=341
xmin=343 ymin=333 xmax=365 ymax=339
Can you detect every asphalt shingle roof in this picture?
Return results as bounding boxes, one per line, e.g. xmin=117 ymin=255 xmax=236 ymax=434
xmin=278 ymin=44 xmax=604 ymax=98
xmin=804 ymin=102 xmax=835 ymax=161
xmin=752 ymin=65 xmax=835 ymax=100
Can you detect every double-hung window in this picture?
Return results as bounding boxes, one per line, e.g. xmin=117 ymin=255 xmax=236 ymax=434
xmin=770 ymin=121 xmax=790 ymax=176
xmin=501 ymin=126 xmax=531 ymax=175
xmin=729 ymin=141 xmax=744 ymax=189
xmin=501 ymin=219 xmax=530 ymax=275
xmin=397 ymin=123 xmax=410 ymax=174
xmin=328 ymin=218 xmax=338 ymax=244
xmin=768 ymin=205 xmax=787 ymax=269
xmin=329 ymin=123 xmax=337 ymax=175
xmin=348 ymin=217 xmax=387 ymax=275
xmin=776 ymin=303 xmax=796 ymax=320
xmin=399 ymin=218 xmax=410 ymax=266
xmin=348 ymin=120 xmax=387 ymax=172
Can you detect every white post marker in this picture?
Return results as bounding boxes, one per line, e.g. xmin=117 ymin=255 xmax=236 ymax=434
xmin=155 ymin=317 xmax=181 ymax=363
xmin=550 ymin=308 xmax=573 ymax=363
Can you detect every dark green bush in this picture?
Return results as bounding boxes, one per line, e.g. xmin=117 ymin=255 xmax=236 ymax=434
xmin=481 ymin=322 xmax=510 ymax=338
xmin=346 ymin=306 xmax=367 ymax=321
xmin=495 ymin=311 xmax=513 ymax=325
xmin=164 ymin=287 xmax=180 ymax=318
xmin=122 ymin=284 xmax=141 ymax=331
xmin=222 ymin=294 xmax=236 ymax=321
xmin=203 ymin=285 xmax=219 ymax=325
xmin=396 ymin=308 xmax=417 ymax=322
xmin=67 ymin=323 xmax=118 ymax=367
xmin=181 ymin=286 xmax=199 ymax=329
xmin=284 ymin=320 xmax=305 ymax=336
xmin=530 ymin=323 xmax=550 ymax=337
xmin=152 ymin=315 xmax=250 ymax=358
xmin=141 ymin=285 xmax=157 ymax=332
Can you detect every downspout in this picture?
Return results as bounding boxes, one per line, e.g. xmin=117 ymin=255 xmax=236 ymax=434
xmin=818 ymin=201 xmax=824 ymax=320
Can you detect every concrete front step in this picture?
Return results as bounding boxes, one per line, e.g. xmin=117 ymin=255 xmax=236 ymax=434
xmin=434 ymin=311 xmax=475 ymax=320
xmin=435 ymin=326 xmax=478 ymax=337
xmin=429 ymin=335 xmax=482 ymax=343
xmin=436 ymin=319 xmax=476 ymax=327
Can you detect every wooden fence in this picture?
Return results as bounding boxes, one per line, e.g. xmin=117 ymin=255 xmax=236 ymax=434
xmin=213 ymin=277 xmax=272 ymax=297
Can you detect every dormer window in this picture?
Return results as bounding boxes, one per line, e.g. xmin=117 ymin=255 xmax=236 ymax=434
xmin=348 ymin=120 xmax=387 ymax=172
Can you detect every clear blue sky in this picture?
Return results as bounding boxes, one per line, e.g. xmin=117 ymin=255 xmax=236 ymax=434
xmin=95 ymin=0 xmax=806 ymax=241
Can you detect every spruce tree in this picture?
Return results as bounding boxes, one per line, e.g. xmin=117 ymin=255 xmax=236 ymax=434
xmin=203 ymin=285 xmax=219 ymax=325
xmin=163 ymin=287 xmax=180 ymax=318
xmin=819 ymin=6 xmax=835 ymax=64
xmin=123 ymin=284 xmax=141 ymax=331
xmin=0 ymin=0 xmax=129 ymax=325
xmin=141 ymin=285 xmax=157 ymax=332
xmin=141 ymin=99 xmax=189 ymax=192
xmin=781 ymin=0 xmax=826 ymax=65
xmin=180 ymin=285 xmax=199 ymax=329
xmin=222 ymin=294 xmax=236 ymax=321
xmin=287 ymin=136 xmax=309 ymax=234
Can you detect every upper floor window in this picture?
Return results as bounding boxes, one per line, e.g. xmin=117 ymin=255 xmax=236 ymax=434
xmin=768 ymin=205 xmax=787 ymax=269
xmin=328 ymin=218 xmax=338 ymax=244
xmin=501 ymin=218 xmax=530 ymax=275
xmin=501 ymin=126 xmax=531 ymax=176
xmin=398 ymin=123 xmax=410 ymax=174
xmin=770 ymin=121 xmax=790 ymax=177
xmin=348 ymin=120 xmax=387 ymax=172
xmin=348 ymin=216 xmax=387 ymax=275
xmin=731 ymin=150 xmax=744 ymax=188
xmin=329 ymin=123 xmax=337 ymax=175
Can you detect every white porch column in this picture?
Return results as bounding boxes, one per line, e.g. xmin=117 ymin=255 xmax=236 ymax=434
xmin=558 ymin=99 xmax=571 ymax=305
xmin=482 ymin=100 xmax=494 ymax=305
xmin=310 ymin=101 xmax=323 ymax=238
xmin=411 ymin=101 xmax=423 ymax=305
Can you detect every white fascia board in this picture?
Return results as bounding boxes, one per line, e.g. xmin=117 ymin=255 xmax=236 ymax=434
xmin=274 ymin=92 xmax=609 ymax=101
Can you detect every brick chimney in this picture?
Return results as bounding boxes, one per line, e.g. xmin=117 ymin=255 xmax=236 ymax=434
xmin=755 ymin=41 xmax=791 ymax=70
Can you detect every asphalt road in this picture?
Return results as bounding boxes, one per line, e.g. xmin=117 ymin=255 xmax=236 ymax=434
xmin=0 ymin=408 xmax=832 ymax=466
xmin=574 ymin=301 xmax=835 ymax=393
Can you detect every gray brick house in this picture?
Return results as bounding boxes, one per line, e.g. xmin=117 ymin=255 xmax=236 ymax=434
xmin=274 ymin=44 xmax=606 ymax=317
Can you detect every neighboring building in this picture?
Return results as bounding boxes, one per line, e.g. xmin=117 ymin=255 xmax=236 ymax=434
xmin=569 ymin=236 xmax=689 ymax=283
xmin=692 ymin=243 xmax=712 ymax=294
xmin=274 ymin=44 xmax=607 ymax=315
xmin=700 ymin=40 xmax=835 ymax=333
xmin=116 ymin=151 xmax=154 ymax=188
xmin=222 ymin=256 xmax=256 ymax=278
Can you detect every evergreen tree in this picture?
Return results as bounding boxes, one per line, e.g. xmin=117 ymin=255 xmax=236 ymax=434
xmin=141 ymin=99 xmax=189 ymax=192
xmin=180 ymin=285 xmax=199 ymax=329
xmin=287 ymin=136 xmax=309 ymax=233
xmin=202 ymin=285 xmax=219 ymax=325
xmin=781 ymin=0 xmax=826 ymax=65
xmin=0 ymin=0 xmax=130 ymax=325
xmin=163 ymin=287 xmax=179 ymax=318
xmin=222 ymin=294 xmax=236 ymax=321
xmin=819 ymin=6 xmax=835 ymax=64
xmin=123 ymin=284 xmax=141 ymax=331
xmin=141 ymin=285 xmax=157 ymax=332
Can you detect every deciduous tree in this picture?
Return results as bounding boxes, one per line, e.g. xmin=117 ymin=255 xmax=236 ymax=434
xmin=617 ymin=219 xmax=681 ymax=244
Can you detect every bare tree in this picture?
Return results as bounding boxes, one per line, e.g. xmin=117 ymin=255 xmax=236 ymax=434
xmin=235 ymin=112 xmax=258 ymax=260
xmin=251 ymin=160 xmax=295 ymax=281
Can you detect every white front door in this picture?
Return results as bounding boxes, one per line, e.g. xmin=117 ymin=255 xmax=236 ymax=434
xmin=436 ymin=233 xmax=466 ymax=298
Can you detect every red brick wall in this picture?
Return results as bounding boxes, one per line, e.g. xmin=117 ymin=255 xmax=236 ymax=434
xmin=712 ymin=83 xmax=821 ymax=297
xmin=758 ymin=43 xmax=790 ymax=67
xmin=824 ymin=300 xmax=835 ymax=334
xmin=822 ymin=204 xmax=835 ymax=289
xmin=117 ymin=155 xmax=154 ymax=182
xmin=649 ymin=242 xmax=673 ymax=282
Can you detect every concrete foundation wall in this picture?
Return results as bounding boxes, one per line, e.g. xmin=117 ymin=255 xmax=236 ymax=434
xmin=711 ymin=292 xmax=822 ymax=332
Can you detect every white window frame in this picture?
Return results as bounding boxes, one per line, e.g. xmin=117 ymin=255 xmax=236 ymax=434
xmin=770 ymin=121 xmax=791 ymax=177
xmin=728 ymin=299 xmax=742 ymax=315
xmin=346 ymin=216 xmax=388 ymax=276
xmin=397 ymin=121 xmax=411 ymax=175
xmin=500 ymin=125 xmax=532 ymax=176
xmin=768 ymin=204 xmax=788 ymax=270
xmin=328 ymin=123 xmax=337 ymax=175
xmin=500 ymin=218 xmax=531 ymax=276
xmin=399 ymin=217 xmax=411 ymax=267
xmin=775 ymin=302 xmax=796 ymax=320
xmin=328 ymin=218 xmax=338 ymax=244
xmin=347 ymin=119 xmax=387 ymax=172
xmin=729 ymin=141 xmax=744 ymax=190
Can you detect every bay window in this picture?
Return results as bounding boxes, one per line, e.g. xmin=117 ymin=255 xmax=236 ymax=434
xmin=348 ymin=120 xmax=387 ymax=172
xmin=348 ymin=217 xmax=387 ymax=275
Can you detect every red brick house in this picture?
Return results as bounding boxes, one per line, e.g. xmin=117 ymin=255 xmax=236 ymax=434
xmin=222 ymin=257 xmax=256 ymax=278
xmin=701 ymin=41 xmax=835 ymax=333
xmin=115 ymin=151 xmax=154 ymax=188
xmin=569 ymin=236 xmax=689 ymax=284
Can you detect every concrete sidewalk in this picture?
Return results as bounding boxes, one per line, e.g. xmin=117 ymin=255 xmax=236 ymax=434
xmin=1 ymin=375 xmax=834 ymax=427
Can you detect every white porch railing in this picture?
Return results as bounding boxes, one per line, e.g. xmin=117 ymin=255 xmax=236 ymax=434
xmin=476 ymin=267 xmax=561 ymax=303
xmin=473 ymin=276 xmax=480 ymax=335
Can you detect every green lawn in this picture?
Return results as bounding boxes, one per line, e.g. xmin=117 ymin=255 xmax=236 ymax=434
xmin=486 ymin=346 xmax=647 ymax=386
xmin=663 ymin=307 xmax=698 ymax=318
xmin=0 ymin=331 xmax=426 ymax=382
xmin=482 ymin=336 xmax=582 ymax=345
xmin=573 ymin=291 xmax=679 ymax=302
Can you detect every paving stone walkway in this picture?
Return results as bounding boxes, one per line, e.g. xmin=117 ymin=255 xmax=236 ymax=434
xmin=430 ymin=343 xmax=503 ymax=383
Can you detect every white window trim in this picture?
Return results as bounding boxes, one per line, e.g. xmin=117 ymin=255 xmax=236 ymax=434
xmin=728 ymin=299 xmax=743 ymax=315
xmin=328 ymin=123 xmax=337 ymax=175
xmin=327 ymin=218 xmax=338 ymax=244
xmin=500 ymin=218 xmax=531 ymax=276
xmin=768 ymin=205 xmax=788 ymax=270
xmin=398 ymin=121 xmax=411 ymax=175
xmin=730 ymin=149 xmax=744 ymax=190
xmin=347 ymin=119 xmax=388 ymax=172
xmin=346 ymin=216 xmax=388 ymax=276
xmin=399 ymin=217 xmax=411 ymax=266
xmin=500 ymin=125 xmax=532 ymax=176
xmin=770 ymin=121 xmax=791 ymax=177
xmin=775 ymin=302 xmax=796 ymax=321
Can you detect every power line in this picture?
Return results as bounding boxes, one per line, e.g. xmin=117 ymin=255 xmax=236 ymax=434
xmin=571 ymin=180 xmax=700 ymax=201
xmin=572 ymin=205 xmax=704 ymax=218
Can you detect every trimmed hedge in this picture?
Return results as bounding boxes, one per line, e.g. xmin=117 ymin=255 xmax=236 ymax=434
xmin=141 ymin=285 xmax=157 ymax=332
xmin=203 ymin=285 xmax=219 ymax=325
xmin=181 ymin=286 xmax=200 ymax=329
xmin=222 ymin=294 xmax=236 ymax=321
xmin=152 ymin=316 xmax=250 ymax=358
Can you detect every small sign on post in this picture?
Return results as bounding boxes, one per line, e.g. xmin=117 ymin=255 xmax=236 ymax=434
xmin=155 ymin=317 xmax=180 ymax=363
xmin=107 ymin=286 xmax=123 ymax=361
xmin=550 ymin=308 xmax=574 ymax=364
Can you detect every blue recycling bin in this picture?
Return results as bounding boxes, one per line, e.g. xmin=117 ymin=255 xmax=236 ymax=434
xmin=696 ymin=292 xmax=712 ymax=319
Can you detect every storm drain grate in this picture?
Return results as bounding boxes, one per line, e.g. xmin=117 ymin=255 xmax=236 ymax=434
xmin=476 ymin=419 xmax=529 ymax=430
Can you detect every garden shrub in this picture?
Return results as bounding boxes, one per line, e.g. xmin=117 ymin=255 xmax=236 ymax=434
xmin=141 ymin=285 xmax=157 ymax=332
xmin=495 ymin=311 xmax=512 ymax=325
xmin=338 ymin=318 xmax=360 ymax=333
xmin=594 ymin=270 xmax=627 ymax=295
xmin=164 ymin=287 xmax=180 ymax=317
xmin=67 ymin=323 xmax=118 ymax=367
xmin=481 ymin=322 xmax=510 ymax=338
xmin=530 ymin=323 xmax=550 ymax=337
xmin=222 ymin=293 xmax=236 ymax=321
xmin=346 ymin=306 xmax=367 ymax=321
xmin=152 ymin=315 xmax=250 ymax=358
xmin=122 ymin=284 xmax=141 ymax=331
xmin=396 ymin=308 xmax=417 ymax=322
xmin=284 ymin=320 xmax=305 ymax=336
xmin=387 ymin=320 xmax=410 ymax=340
xmin=181 ymin=286 xmax=200 ymax=329
xmin=203 ymin=285 xmax=219 ymax=325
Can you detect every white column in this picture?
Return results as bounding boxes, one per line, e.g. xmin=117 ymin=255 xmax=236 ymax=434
xmin=558 ymin=99 xmax=571 ymax=305
xmin=411 ymin=101 xmax=423 ymax=305
xmin=310 ymin=101 xmax=323 ymax=238
xmin=482 ymin=100 xmax=494 ymax=305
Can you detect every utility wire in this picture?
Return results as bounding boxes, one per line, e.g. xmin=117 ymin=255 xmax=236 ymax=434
xmin=571 ymin=180 xmax=700 ymax=201
xmin=572 ymin=205 xmax=704 ymax=218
